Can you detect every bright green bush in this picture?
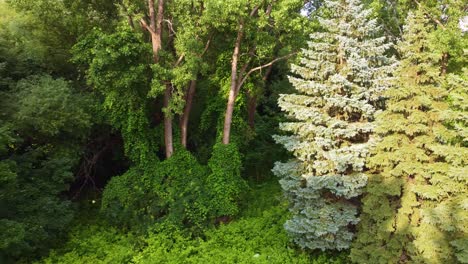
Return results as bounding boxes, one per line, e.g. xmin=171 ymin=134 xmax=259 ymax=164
xmin=133 ymin=196 xmax=347 ymax=264
xmin=38 ymin=181 xmax=347 ymax=264
xmin=35 ymin=225 xmax=136 ymax=264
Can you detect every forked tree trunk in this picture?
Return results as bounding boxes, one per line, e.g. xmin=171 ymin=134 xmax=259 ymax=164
xmin=221 ymin=5 xmax=291 ymax=144
xmin=148 ymin=0 xmax=164 ymax=63
xmin=180 ymin=80 xmax=196 ymax=148
xmin=144 ymin=0 xmax=173 ymax=158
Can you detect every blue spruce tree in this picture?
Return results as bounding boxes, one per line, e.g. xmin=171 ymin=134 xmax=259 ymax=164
xmin=273 ymin=0 xmax=396 ymax=250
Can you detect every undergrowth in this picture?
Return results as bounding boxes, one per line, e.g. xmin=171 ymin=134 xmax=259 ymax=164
xmin=35 ymin=180 xmax=349 ymax=264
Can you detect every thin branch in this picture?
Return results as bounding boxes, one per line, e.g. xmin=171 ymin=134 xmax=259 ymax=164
xmin=200 ymin=36 xmax=212 ymax=58
xmin=235 ymin=61 xmax=251 ymax=96
xmin=164 ymin=19 xmax=176 ymax=35
xmin=250 ymin=5 xmax=260 ymax=17
xmin=237 ymin=52 xmax=298 ymax=91
xmin=265 ymin=2 xmax=275 ymax=16
xmin=120 ymin=4 xmax=135 ymax=29
xmin=174 ymin=53 xmax=185 ymax=67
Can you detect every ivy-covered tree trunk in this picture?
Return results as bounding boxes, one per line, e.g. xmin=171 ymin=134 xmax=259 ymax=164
xmin=273 ymin=0 xmax=395 ymax=251
xmin=351 ymin=10 xmax=468 ymax=264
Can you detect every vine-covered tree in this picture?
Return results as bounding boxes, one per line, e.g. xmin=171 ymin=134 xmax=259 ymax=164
xmin=351 ymin=10 xmax=468 ymax=263
xmin=273 ymin=0 xmax=395 ymax=250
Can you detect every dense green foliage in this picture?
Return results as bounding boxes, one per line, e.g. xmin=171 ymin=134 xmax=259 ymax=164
xmin=72 ymin=27 xmax=156 ymax=165
xmin=36 ymin=182 xmax=348 ymax=264
xmin=0 ymin=0 xmax=466 ymax=263
xmin=351 ymin=10 xmax=468 ymax=264
xmin=101 ymin=145 xmax=245 ymax=230
xmin=0 ymin=75 xmax=94 ymax=261
xmin=205 ymin=143 xmax=246 ymax=217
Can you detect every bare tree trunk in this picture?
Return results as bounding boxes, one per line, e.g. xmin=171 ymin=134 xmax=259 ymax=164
xmin=164 ymin=83 xmax=173 ymax=158
xmin=222 ymin=21 xmax=244 ymax=145
xmin=180 ymin=80 xmax=196 ymax=148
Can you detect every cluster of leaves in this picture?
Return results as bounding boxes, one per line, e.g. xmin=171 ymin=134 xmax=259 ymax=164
xmin=35 ymin=224 xmax=137 ymax=264
xmin=0 ymin=3 xmax=102 ymax=261
xmin=205 ymin=143 xmax=247 ymax=217
xmin=0 ymin=75 xmax=95 ymax=262
xmin=72 ymin=26 xmax=157 ymax=165
xmin=101 ymin=149 xmax=210 ymax=229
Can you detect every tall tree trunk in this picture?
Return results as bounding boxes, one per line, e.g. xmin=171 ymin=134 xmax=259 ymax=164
xmin=222 ymin=22 xmax=244 ymax=145
xmin=147 ymin=0 xmax=164 ymax=63
xmin=247 ymin=92 xmax=256 ymax=129
xmin=180 ymin=80 xmax=196 ymax=148
xmin=155 ymin=0 xmax=173 ymax=158
xmin=164 ymin=83 xmax=173 ymax=158
xmin=145 ymin=0 xmax=173 ymax=158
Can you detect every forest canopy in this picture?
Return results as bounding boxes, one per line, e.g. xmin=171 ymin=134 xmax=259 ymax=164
xmin=0 ymin=0 xmax=466 ymax=263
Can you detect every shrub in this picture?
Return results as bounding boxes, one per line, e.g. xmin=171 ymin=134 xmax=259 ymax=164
xmin=36 ymin=225 xmax=136 ymax=264
xmin=101 ymin=149 xmax=210 ymax=229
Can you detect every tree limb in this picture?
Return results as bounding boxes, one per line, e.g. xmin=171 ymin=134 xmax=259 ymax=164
xmin=237 ymin=52 xmax=298 ymax=91
xmin=140 ymin=18 xmax=156 ymax=35
xmin=250 ymin=5 xmax=260 ymax=17
xmin=164 ymin=19 xmax=176 ymax=35
xmin=174 ymin=53 xmax=185 ymax=67
xmin=200 ymin=36 xmax=212 ymax=57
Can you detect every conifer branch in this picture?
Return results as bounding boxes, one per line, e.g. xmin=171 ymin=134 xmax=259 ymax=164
xmin=413 ymin=0 xmax=446 ymax=30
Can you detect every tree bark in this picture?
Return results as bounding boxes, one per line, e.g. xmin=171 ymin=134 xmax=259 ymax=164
xmin=145 ymin=0 xmax=174 ymax=158
xmin=147 ymin=0 xmax=164 ymax=63
xmin=164 ymin=83 xmax=173 ymax=158
xmin=180 ymin=80 xmax=196 ymax=148
xmin=247 ymin=92 xmax=256 ymax=129
xmin=222 ymin=21 xmax=244 ymax=145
